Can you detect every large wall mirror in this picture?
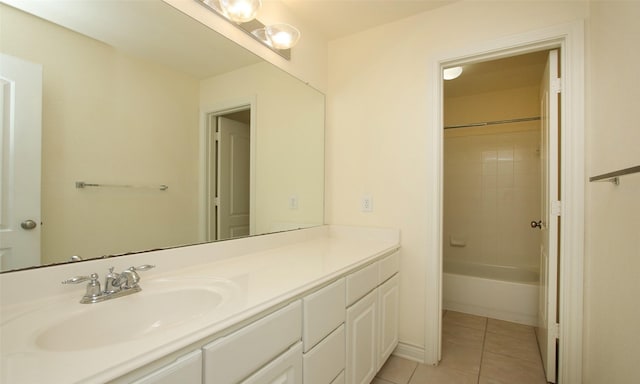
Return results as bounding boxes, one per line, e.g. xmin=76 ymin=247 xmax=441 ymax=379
xmin=0 ymin=0 xmax=325 ymax=272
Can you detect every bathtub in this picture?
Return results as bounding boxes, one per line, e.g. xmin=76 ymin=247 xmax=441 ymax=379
xmin=443 ymin=259 xmax=539 ymax=326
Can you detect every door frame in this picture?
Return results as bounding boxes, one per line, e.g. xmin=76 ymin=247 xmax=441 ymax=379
xmin=426 ymin=21 xmax=585 ymax=383
xmin=198 ymin=96 xmax=257 ymax=242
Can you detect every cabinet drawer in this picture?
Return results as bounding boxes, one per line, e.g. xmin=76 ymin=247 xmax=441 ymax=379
xmin=346 ymin=262 xmax=378 ymax=306
xmin=203 ymin=301 xmax=302 ymax=384
xmin=303 ymin=278 xmax=345 ymax=352
xmin=303 ymin=324 xmax=345 ymax=384
xmin=241 ymin=342 xmax=302 ymax=384
xmin=130 ymin=350 xmax=202 ymax=384
xmin=378 ymin=251 xmax=399 ymax=284
xmin=331 ymin=371 xmax=345 ymax=384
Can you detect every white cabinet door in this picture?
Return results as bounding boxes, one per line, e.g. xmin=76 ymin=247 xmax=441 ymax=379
xmin=241 ymin=342 xmax=302 ymax=384
xmin=378 ymin=274 xmax=399 ymax=368
xmin=130 ymin=350 xmax=202 ymax=384
xmin=345 ymin=289 xmax=378 ymax=384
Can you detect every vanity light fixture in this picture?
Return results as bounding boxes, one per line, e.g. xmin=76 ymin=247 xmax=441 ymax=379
xmin=253 ymin=24 xmax=301 ymax=50
xmin=443 ymin=66 xmax=463 ymax=80
xmin=219 ymin=0 xmax=261 ymax=23
xmin=198 ymin=0 xmax=300 ymax=59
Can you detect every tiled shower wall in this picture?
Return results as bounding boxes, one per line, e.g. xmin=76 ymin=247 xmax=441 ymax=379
xmin=443 ymin=124 xmax=541 ymax=270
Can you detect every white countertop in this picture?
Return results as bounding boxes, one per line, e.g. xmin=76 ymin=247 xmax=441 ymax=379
xmin=0 ymin=225 xmax=399 ymax=383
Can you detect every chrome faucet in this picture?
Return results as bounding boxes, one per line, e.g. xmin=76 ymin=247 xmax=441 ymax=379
xmin=63 ymin=265 xmax=155 ymax=304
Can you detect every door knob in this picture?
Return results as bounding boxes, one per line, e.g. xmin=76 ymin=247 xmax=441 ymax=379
xmin=530 ymin=220 xmax=543 ymax=229
xmin=21 ymin=219 xmax=38 ymax=230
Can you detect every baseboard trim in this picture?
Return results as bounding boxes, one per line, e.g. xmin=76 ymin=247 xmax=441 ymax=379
xmin=392 ymin=342 xmax=426 ymax=364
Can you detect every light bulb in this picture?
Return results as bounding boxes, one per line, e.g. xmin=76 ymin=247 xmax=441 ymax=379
xmin=443 ymin=66 xmax=463 ymax=80
xmin=220 ymin=0 xmax=261 ymax=23
xmin=265 ymin=24 xmax=300 ymax=49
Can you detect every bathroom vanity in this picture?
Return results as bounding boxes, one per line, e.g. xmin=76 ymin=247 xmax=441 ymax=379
xmin=0 ymin=225 xmax=400 ymax=384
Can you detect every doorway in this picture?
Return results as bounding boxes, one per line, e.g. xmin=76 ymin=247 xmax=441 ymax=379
xmin=441 ymin=49 xmax=559 ymax=382
xmin=426 ymin=21 xmax=585 ymax=384
xmin=205 ymin=107 xmax=251 ymax=241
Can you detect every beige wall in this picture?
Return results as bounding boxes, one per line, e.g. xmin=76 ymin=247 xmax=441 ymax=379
xmin=584 ymin=1 xmax=640 ymax=383
xmin=200 ymin=62 xmax=325 ymax=235
xmin=326 ymin=0 xmax=588 ymax=353
xmin=1 ymin=4 xmax=201 ymax=264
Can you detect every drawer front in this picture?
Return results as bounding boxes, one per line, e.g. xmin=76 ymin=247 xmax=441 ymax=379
xmin=378 ymin=251 xmax=400 ymax=284
xmin=130 ymin=350 xmax=202 ymax=384
xmin=241 ymin=342 xmax=302 ymax=384
xmin=303 ymin=278 xmax=345 ymax=352
xmin=203 ymin=301 xmax=302 ymax=384
xmin=303 ymin=324 xmax=345 ymax=384
xmin=331 ymin=371 xmax=345 ymax=384
xmin=346 ymin=262 xmax=378 ymax=306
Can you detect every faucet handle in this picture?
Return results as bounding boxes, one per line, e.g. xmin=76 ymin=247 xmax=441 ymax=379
xmin=131 ymin=264 xmax=155 ymax=272
xmin=62 ymin=273 xmax=102 ymax=303
xmin=62 ymin=273 xmax=99 ymax=285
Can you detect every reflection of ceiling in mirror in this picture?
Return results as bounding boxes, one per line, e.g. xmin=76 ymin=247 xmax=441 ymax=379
xmin=2 ymin=0 xmax=262 ymax=79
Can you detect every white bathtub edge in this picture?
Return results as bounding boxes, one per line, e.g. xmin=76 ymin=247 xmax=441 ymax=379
xmin=443 ymin=300 xmax=538 ymax=327
xmin=443 ymin=272 xmax=539 ymax=327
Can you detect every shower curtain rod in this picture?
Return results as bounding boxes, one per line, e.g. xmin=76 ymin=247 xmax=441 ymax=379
xmin=444 ymin=116 xmax=541 ymax=130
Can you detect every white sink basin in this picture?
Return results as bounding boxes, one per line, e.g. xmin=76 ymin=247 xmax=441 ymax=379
xmin=34 ymin=279 xmax=234 ymax=351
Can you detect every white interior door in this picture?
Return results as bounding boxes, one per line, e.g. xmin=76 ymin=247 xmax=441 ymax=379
xmin=0 ymin=53 xmax=42 ymax=271
xmin=217 ymin=116 xmax=250 ymax=240
xmin=536 ymin=49 xmax=560 ymax=383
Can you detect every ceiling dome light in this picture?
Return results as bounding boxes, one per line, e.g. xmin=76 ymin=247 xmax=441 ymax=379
xmin=220 ymin=0 xmax=261 ymax=23
xmin=264 ymin=24 xmax=301 ymax=49
xmin=443 ymin=66 xmax=463 ymax=80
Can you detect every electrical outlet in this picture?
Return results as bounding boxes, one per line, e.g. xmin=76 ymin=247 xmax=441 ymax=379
xmin=361 ymin=195 xmax=373 ymax=212
xmin=289 ymin=195 xmax=299 ymax=210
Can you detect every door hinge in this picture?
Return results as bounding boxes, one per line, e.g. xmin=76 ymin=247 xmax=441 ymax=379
xmin=214 ymin=132 xmax=221 ymax=141
xmin=552 ymin=201 xmax=562 ymax=216
xmin=552 ymin=323 xmax=560 ymax=339
xmin=214 ymin=197 xmax=220 ymax=206
xmin=552 ymin=78 xmax=562 ymax=93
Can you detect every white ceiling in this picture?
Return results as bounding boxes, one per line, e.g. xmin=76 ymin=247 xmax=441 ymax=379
xmin=278 ymin=0 xmax=548 ymax=96
xmin=280 ymin=0 xmax=457 ymax=40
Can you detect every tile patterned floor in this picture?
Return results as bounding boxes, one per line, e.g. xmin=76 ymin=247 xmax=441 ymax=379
xmin=371 ymin=311 xmax=548 ymax=384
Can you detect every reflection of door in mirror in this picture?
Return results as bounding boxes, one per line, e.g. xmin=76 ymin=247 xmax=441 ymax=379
xmin=207 ymin=111 xmax=251 ymax=241
xmin=0 ymin=53 xmax=42 ymax=271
